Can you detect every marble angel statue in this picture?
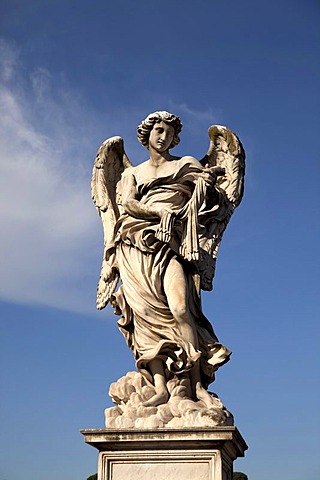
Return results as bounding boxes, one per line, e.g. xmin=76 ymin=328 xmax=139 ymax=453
xmin=91 ymin=111 xmax=245 ymax=428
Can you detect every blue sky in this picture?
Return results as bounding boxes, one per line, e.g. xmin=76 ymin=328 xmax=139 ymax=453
xmin=0 ymin=1 xmax=319 ymax=479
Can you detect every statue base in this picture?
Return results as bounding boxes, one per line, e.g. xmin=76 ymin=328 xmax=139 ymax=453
xmin=81 ymin=427 xmax=248 ymax=480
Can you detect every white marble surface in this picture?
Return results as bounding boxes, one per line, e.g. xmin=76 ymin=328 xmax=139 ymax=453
xmin=109 ymin=456 xmax=210 ymax=480
xmin=92 ymin=111 xmax=245 ymax=418
xmin=82 ymin=427 xmax=248 ymax=480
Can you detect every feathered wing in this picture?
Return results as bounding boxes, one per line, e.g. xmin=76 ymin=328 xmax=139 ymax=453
xmin=91 ymin=136 xmax=132 ymax=309
xmin=198 ymin=125 xmax=245 ymax=291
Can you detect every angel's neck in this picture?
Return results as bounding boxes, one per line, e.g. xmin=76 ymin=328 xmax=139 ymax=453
xmin=148 ymin=148 xmax=173 ymax=166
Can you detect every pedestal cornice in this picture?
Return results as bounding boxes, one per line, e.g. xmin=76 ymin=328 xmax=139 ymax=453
xmin=81 ymin=426 xmax=248 ymax=460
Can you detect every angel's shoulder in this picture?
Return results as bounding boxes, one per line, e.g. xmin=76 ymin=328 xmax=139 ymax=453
xmin=131 ymin=160 xmax=154 ymax=181
xmin=122 ymin=165 xmax=136 ymax=175
xmin=179 ymin=155 xmax=202 ymax=168
xmin=121 ymin=162 xmax=150 ymax=187
xmin=121 ymin=165 xmax=139 ymax=180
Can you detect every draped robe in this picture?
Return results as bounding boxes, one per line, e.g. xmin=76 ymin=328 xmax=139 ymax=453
xmin=112 ymin=161 xmax=231 ymax=388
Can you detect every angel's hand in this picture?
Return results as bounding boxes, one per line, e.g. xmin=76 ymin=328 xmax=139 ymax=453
xmin=156 ymin=208 xmax=176 ymax=243
xmin=208 ymin=165 xmax=226 ymax=176
xmin=159 ymin=207 xmax=175 ymax=220
xmin=201 ymin=164 xmax=226 ymax=186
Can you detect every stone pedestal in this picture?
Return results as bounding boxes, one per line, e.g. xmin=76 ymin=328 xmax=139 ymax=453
xmin=81 ymin=427 xmax=248 ymax=480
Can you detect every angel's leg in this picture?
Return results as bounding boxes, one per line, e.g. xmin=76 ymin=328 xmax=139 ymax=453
xmin=191 ymin=361 xmax=216 ymax=407
xmin=143 ymin=257 xmax=197 ymax=407
xmin=142 ymin=358 xmax=169 ymax=407
xmin=164 ymin=257 xmax=216 ymax=406
xmin=163 ymin=257 xmax=199 ymax=348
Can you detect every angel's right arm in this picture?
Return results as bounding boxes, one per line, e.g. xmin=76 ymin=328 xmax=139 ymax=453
xmin=121 ymin=169 xmax=163 ymax=220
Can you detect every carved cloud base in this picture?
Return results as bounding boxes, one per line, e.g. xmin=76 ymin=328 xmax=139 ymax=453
xmin=105 ymin=371 xmax=233 ymax=429
xmin=81 ymin=427 xmax=248 ymax=480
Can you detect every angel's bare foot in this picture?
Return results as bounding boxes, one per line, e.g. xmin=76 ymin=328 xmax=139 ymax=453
xmin=142 ymin=388 xmax=169 ymax=407
xmin=195 ymin=382 xmax=216 ymax=408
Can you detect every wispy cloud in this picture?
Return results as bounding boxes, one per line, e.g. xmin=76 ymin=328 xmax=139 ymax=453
xmin=0 ymin=39 xmax=104 ymax=313
xmin=169 ymin=102 xmax=221 ymax=125
xmin=0 ymin=38 xmax=19 ymax=81
xmin=0 ymin=40 xmax=230 ymax=313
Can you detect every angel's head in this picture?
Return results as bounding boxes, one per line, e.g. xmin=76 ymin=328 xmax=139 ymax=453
xmin=137 ymin=111 xmax=182 ymax=150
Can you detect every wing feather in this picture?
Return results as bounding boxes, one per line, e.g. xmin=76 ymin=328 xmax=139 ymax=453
xmin=91 ymin=136 xmax=132 ymax=309
xmin=201 ymin=125 xmax=245 ymax=207
xmin=198 ymin=125 xmax=245 ymax=291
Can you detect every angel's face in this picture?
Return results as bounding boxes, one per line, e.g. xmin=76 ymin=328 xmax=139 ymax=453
xmin=149 ymin=121 xmax=175 ymax=153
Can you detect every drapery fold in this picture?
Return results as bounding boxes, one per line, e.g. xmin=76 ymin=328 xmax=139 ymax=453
xmin=112 ymin=161 xmax=231 ymax=387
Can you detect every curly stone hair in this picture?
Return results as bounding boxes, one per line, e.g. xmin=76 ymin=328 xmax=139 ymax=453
xmin=137 ymin=111 xmax=182 ymax=149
